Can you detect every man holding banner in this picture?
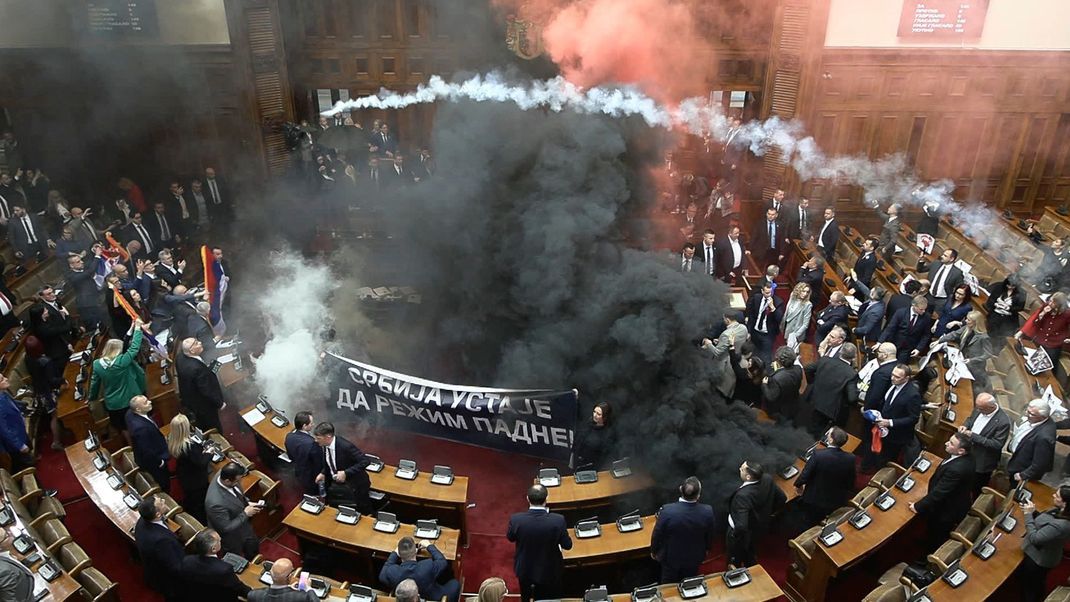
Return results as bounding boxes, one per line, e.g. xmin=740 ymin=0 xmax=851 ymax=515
xmin=201 ymin=245 xmax=229 ymax=336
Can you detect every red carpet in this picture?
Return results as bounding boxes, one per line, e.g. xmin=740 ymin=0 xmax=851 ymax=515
xmin=31 ymin=400 xmax=1070 ymax=601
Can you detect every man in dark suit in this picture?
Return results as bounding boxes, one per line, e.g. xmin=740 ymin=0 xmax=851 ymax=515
xmin=156 ymin=250 xmax=185 ymax=290
xmin=918 ymin=248 xmax=964 ymax=307
xmin=145 ymin=202 xmax=177 ymax=250
xmin=863 ymin=364 xmax=923 ymax=471
xmin=761 ymin=346 xmax=803 ymax=421
xmin=180 ymin=529 xmax=252 ymax=602
xmin=696 ymin=229 xmax=717 ymax=278
xmin=123 ymin=212 xmax=158 ymax=260
xmin=248 ymin=558 xmax=317 ymax=601
xmin=650 ymin=476 xmax=716 ymax=583
xmin=678 ymin=243 xmax=699 ymax=274
xmin=805 ymin=343 xmax=861 ymax=435
xmin=313 ymin=421 xmax=372 ymax=512
xmin=385 ymin=154 xmax=416 ymax=188
xmin=177 ymin=338 xmax=225 ymax=433
xmin=284 ymin=411 xmax=320 ymax=496
xmin=374 ymin=123 xmax=399 ymax=156
xmin=7 ymin=205 xmax=52 ymax=264
xmin=66 ymin=253 xmax=107 ymax=329
xmin=36 ymin=285 xmax=77 ymax=368
xmin=814 ymin=291 xmax=850 ymax=343
xmin=1006 ymin=399 xmax=1057 ymax=487
xmin=378 ymin=536 xmax=460 ymax=602
xmin=166 ymin=181 xmax=198 ymax=238
xmin=135 ymin=495 xmax=185 ymax=601
xmin=795 ymin=427 xmax=857 ymax=528
xmin=814 ymin=207 xmax=840 ymax=259
xmin=203 ymin=167 xmax=231 ymax=225
xmin=785 ymin=197 xmax=812 ymax=241
xmin=744 ymin=282 xmax=784 ymax=365
xmin=885 ymin=280 xmax=922 ymax=322
xmin=796 ymin=254 xmax=826 ymax=305
xmin=910 ymin=433 xmax=974 ymax=550
xmin=726 ymin=461 xmax=786 ymax=568
xmin=878 ymin=296 xmax=933 ymax=363
xmin=849 ymin=238 xmax=879 ymax=298
xmin=187 ymin=302 xmax=217 ymax=356
xmin=716 ymin=224 xmax=749 ymax=284
xmin=506 ymin=484 xmax=573 ymax=602
xmin=768 ymin=188 xmax=786 ymax=213
xmin=205 ymin=463 xmax=261 ymax=559
xmin=957 ymin=392 xmax=1011 ymax=496
xmin=862 ymin=343 xmax=898 ymax=411
xmin=126 ymin=395 xmax=171 ymax=493
xmin=752 ymin=207 xmax=786 ymax=268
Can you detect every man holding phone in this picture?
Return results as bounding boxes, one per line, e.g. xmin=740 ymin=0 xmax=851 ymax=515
xmin=248 ymin=558 xmax=317 ymax=601
xmin=379 ymin=536 xmax=460 ymax=602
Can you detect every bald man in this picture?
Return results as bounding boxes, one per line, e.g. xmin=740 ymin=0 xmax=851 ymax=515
xmin=248 ymin=558 xmax=317 ymax=601
xmin=176 ymin=337 xmax=225 ymax=432
xmin=958 ymin=393 xmax=1011 ymax=496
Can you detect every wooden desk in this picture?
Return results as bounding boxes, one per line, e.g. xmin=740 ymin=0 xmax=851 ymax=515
xmin=64 ymin=443 xmax=178 ymax=542
xmin=926 ymin=481 xmax=1055 ymax=601
xmin=236 ymin=557 xmax=385 ymax=601
xmin=240 ymin=406 xmax=470 ymax=531
xmin=542 ymin=470 xmax=655 ymax=513
xmin=925 ymin=357 xmax=976 ymax=453
xmin=55 ymin=334 xmax=98 ymax=443
xmin=282 ymin=504 xmax=460 ymax=582
xmin=565 ymin=565 xmax=782 ymax=602
xmin=795 ymin=451 xmax=941 ymax=601
xmin=0 ymin=489 xmax=81 ymax=601
xmin=561 ymin=515 xmax=656 ymax=567
xmin=776 ymin=434 xmax=862 ymax=503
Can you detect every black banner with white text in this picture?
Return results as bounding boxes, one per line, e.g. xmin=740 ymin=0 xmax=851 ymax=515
xmin=325 ymin=353 xmax=578 ymax=462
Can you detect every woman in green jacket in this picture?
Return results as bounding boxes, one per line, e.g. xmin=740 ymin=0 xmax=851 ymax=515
xmin=88 ymin=323 xmax=146 ymax=441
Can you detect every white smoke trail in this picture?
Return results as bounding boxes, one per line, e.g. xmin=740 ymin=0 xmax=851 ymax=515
xmin=251 ymin=252 xmax=336 ymax=412
xmin=325 ymin=72 xmax=1037 ymax=269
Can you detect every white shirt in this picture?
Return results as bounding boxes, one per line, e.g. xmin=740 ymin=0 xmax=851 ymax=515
xmin=702 ymin=244 xmax=715 ymax=274
xmin=971 ymin=409 xmax=996 ymax=438
xmin=727 ymin=480 xmax=757 ymax=529
xmin=324 ymin=437 xmax=337 ymax=473
xmin=1008 ymin=417 xmax=1045 ymax=453
xmin=817 ymin=219 xmax=832 ymax=247
xmin=932 ymin=264 xmax=952 ymax=298
xmin=729 ymin=238 xmax=742 ymax=268
xmin=215 ymin=474 xmax=245 ymax=501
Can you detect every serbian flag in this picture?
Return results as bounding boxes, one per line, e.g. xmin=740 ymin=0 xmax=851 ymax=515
xmin=201 ymin=245 xmax=226 ymax=334
xmin=113 ymin=289 xmax=168 ymax=359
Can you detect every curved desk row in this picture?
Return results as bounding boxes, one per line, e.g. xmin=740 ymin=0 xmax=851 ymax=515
xmin=775 ymin=433 xmax=861 ymax=504
xmin=0 ymin=486 xmax=81 ymax=601
xmin=562 ymin=565 xmax=782 ymax=602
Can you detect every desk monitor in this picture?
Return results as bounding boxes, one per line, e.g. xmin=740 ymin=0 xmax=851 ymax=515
xmin=819 ymin=522 xmax=844 ymax=547
xmin=799 ymin=442 xmax=819 ymax=462
xmin=256 ymin=396 xmax=271 ymax=414
xmin=415 ymin=519 xmax=441 ymax=540
xmin=0 ymin=505 xmax=14 ymax=527
xmin=896 ymin=474 xmax=916 ymax=493
xmin=335 ymin=505 xmax=360 ymax=525
xmin=123 ymin=492 xmax=141 ymax=510
xmin=722 ymin=567 xmax=752 ymax=588
xmin=971 ymin=532 xmax=996 ymax=560
xmin=631 ymin=584 xmax=660 ymax=602
xmin=616 ymin=511 xmax=642 ymax=533
xmin=431 ymin=465 xmax=454 ymax=486
xmin=574 ymin=517 xmax=601 ymax=539
xmin=574 ymin=470 xmax=599 ymax=484
xmin=271 ymin=414 xmax=290 ymax=428
xmin=913 ymin=456 xmax=932 ymax=472
xmin=583 ymin=586 xmax=609 ymax=602
xmin=875 ymin=492 xmax=896 ymax=511
xmin=106 ymin=471 xmax=125 ymax=491
xmin=299 ymin=495 xmax=325 ymax=515
xmin=678 ymin=576 xmax=708 ymax=599
xmin=37 ymin=559 xmax=60 ymax=582
xmin=849 ymin=509 xmax=872 ymax=530
xmin=364 ymin=454 xmax=384 ymax=473
xmin=310 ymin=577 xmax=329 ymax=599
xmin=373 ymin=512 xmax=400 ymax=534
xmin=84 ymin=432 xmax=99 ymax=452
xmin=779 ymin=465 xmax=799 ymax=479
xmin=348 ymin=585 xmax=377 ymax=602
xmin=259 ymin=561 xmax=274 ymax=585
xmin=940 ymin=558 xmax=968 ymax=588
xmin=538 ymin=468 xmax=561 ymax=487
xmin=611 ymin=458 xmax=633 ymax=478
xmin=221 ymin=552 xmax=248 ymax=574
xmin=92 ymin=451 xmax=110 ymax=471
xmin=907 ymin=588 xmax=933 ymax=602
xmin=12 ymin=534 xmax=34 ymax=555
xmin=396 ymin=460 xmax=418 ymax=481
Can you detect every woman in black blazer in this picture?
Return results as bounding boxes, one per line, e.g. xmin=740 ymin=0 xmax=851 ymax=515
xmin=166 ymin=413 xmax=212 ymax=522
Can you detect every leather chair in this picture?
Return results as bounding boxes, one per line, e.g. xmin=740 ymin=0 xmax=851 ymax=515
xmin=113 ymin=446 xmax=138 ymax=477
xmin=77 ymin=567 xmax=120 ymax=602
xmin=927 ymin=539 xmax=966 ymax=573
xmin=951 ymin=515 xmax=983 ymax=546
xmin=1044 ymin=586 xmax=1070 ymax=602
xmin=207 ymin=432 xmax=234 ymax=454
xmin=869 ymin=466 xmax=902 ymax=491
xmin=823 ymin=506 xmax=854 ymax=527
xmin=861 ymin=581 xmax=907 ymax=602
xmin=38 ymin=518 xmax=73 ymax=554
xmin=57 ymin=542 xmax=92 ymax=577
xmin=173 ymin=512 xmax=206 ymax=550
xmin=787 ymin=525 xmax=822 ymax=593
xmin=155 ymin=492 xmax=182 ymax=520
xmin=130 ymin=471 xmax=162 ymax=498
xmin=969 ymin=489 xmax=1002 ymax=523
xmin=850 ymin=486 xmax=882 ymax=510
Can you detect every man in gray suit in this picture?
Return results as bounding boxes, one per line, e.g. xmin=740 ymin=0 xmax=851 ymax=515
xmin=702 ymin=326 xmax=740 ymax=403
xmin=956 ymin=392 xmax=1010 ymax=496
xmin=206 ymin=462 xmax=262 ymax=559
xmin=248 ymin=558 xmax=317 ymax=601
xmin=1007 ymin=399 xmax=1057 ymax=487
xmin=0 ymin=529 xmax=33 ymax=600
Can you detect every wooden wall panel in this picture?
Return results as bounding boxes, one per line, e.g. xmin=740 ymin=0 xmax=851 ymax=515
xmin=797 ymin=48 xmax=1070 ymax=215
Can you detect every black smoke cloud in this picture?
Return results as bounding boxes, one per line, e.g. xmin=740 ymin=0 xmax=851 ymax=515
xmin=369 ymin=97 xmax=813 ymax=503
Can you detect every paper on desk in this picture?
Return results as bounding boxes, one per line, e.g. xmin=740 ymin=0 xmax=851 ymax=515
xmin=845 ymin=296 xmax=862 ymax=313
xmin=216 ymin=353 xmax=237 ymax=364
xmin=1041 ymin=385 xmax=1068 ymax=420
xmin=215 ymin=338 xmax=238 ymax=349
xmin=68 ymin=351 xmax=85 ymax=363
xmin=918 ymin=342 xmax=946 ymax=371
xmin=894 ymin=244 xmax=904 ymax=253
xmin=858 ymin=358 xmax=880 ymax=392
xmin=242 ymin=409 xmax=266 ymax=426
xmin=1024 ymin=346 xmax=1055 ymax=375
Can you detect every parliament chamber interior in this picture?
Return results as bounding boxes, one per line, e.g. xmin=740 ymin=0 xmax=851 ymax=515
xmin=1 ymin=0 xmax=1070 ymax=601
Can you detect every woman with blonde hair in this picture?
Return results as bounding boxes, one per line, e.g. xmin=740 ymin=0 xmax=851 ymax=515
xmin=166 ymin=413 xmax=211 ymax=521
xmin=88 ymin=324 xmax=145 ymax=443
xmin=781 ymin=282 xmax=812 ymax=351
xmin=467 ymin=577 xmax=507 ymax=602
xmin=937 ymin=311 xmax=991 ymax=389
